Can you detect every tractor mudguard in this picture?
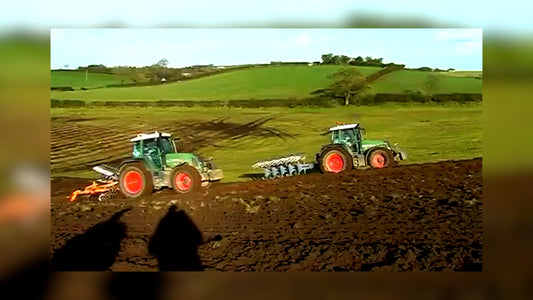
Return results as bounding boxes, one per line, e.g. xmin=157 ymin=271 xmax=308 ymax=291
xmin=364 ymin=147 xmax=387 ymax=162
xmin=119 ymin=158 xmax=155 ymax=177
xmin=316 ymin=144 xmax=353 ymax=161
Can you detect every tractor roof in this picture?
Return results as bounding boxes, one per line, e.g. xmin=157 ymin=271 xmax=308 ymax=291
xmin=329 ymin=123 xmax=359 ymax=131
xmin=131 ymin=131 xmax=171 ymax=142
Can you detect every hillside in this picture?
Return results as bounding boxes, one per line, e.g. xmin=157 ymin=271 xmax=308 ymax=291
xmin=368 ymin=70 xmax=482 ymax=94
xmin=51 ymin=65 xmax=482 ymax=102
xmin=50 ymin=65 xmax=381 ymax=101
xmin=51 ymin=70 xmax=134 ymax=89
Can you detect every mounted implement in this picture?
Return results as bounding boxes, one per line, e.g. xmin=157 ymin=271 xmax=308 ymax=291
xmin=252 ymin=123 xmax=406 ymax=178
xmin=74 ymin=131 xmax=224 ymax=199
xmin=251 ymin=154 xmax=314 ymax=179
xmin=68 ymin=179 xmax=119 ymax=202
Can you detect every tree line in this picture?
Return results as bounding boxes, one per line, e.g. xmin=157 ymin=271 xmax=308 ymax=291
xmin=320 ymin=53 xmax=384 ymax=67
xmin=319 ymin=53 xmax=456 ymax=72
xmin=74 ymin=59 xmax=223 ymax=84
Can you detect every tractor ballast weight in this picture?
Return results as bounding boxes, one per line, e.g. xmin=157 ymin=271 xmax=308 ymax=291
xmin=95 ymin=131 xmax=223 ymax=198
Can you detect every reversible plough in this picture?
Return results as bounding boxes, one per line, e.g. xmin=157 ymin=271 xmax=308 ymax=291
xmin=251 ymin=154 xmax=315 ymax=179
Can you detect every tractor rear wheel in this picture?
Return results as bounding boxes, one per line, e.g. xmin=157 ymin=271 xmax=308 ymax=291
xmin=171 ymin=165 xmax=201 ymax=194
xmin=118 ymin=162 xmax=154 ymax=198
xmin=318 ymin=147 xmax=352 ymax=173
xmin=368 ymin=148 xmax=394 ymax=169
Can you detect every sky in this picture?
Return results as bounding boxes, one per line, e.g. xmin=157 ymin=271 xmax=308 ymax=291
xmin=1 ymin=0 xmax=531 ymax=34
xmin=51 ymin=28 xmax=482 ymax=70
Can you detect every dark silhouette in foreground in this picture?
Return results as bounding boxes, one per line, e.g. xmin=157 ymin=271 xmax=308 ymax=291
xmin=106 ymin=272 xmax=164 ymax=300
xmin=51 ymin=208 xmax=131 ymax=271
xmin=149 ymin=205 xmax=203 ymax=271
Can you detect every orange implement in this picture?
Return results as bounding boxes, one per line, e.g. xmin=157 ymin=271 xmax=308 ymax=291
xmin=68 ymin=180 xmax=118 ymax=202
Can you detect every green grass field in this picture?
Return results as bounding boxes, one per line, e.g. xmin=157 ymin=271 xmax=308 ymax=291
xmin=368 ymin=70 xmax=482 ymax=94
xmin=51 ymin=70 xmax=134 ymax=89
xmin=51 ymin=65 xmax=382 ymax=101
xmin=51 ymin=103 xmax=482 ymax=182
xmin=51 ymin=65 xmax=482 ymax=102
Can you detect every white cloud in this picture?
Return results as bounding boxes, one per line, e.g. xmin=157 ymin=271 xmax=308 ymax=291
xmin=293 ymin=34 xmax=311 ymax=45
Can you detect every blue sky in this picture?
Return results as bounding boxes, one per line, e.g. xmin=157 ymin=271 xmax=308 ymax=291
xmin=51 ymin=28 xmax=482 ymax=70
xmin=1 ymin=0 xmax=531 ymax=34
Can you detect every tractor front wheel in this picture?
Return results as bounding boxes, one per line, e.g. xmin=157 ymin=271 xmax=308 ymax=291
xmin=368 ymin=149 xmax=394 ymax=169
xmin=318 ymin=147 xmax=352 ymax=174
xmin=118 ymin=162 xmax=154 ymax=198
xmin=171 ymin=165 xmax=201 ymax=194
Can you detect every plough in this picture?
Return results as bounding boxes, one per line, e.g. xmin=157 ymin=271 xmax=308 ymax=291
xmin=67 ymin=165 xmax=119 ymax=202
xmin=68 ymin=179 xmax=119 ymax=202
xmin=251 ymin=154 xmax=315 ymax=179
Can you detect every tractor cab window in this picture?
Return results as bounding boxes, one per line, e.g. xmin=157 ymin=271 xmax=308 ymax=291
xmin=132 ymin=141 xmax=142 ymax=158
xmin=359 ymin=128 xmax=366 ymax=140
xmin=343 ymin=129 xmax=356 ymax=144
xmin=143 ymin=138 xmax=163 ymax=169
xmin=143 ymin=139 xmax=158 ymax=155
xmin=330 ymin=131 xmax=340 ymax=144
xmin=159 ymin=137 xmax=175 ymax=154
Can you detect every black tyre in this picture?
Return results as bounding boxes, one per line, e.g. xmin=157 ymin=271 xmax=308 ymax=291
xmin=171 ymin=165 xmax=202 ymax=194
xmin=118 ymin=162 xmax=154 ymax=198
xmin=367 ymin=148 xmax=394 ymax=169
xmin=318 ymin=147 xmax=353 ymax=174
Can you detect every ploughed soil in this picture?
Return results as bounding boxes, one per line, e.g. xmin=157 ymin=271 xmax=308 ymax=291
xmin=50 ymin=158 xmax=482 ymax=271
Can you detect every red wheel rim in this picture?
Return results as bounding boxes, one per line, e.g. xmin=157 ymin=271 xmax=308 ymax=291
xmin=372 ymin=153 xmax=387 ymax=168
xmin=123 ymin=170 xmax=143 ymax=194
xmin=325 ymin=153 xmax=344 ymax=173
xmin=175 ymin=173 xmax=192 ymax=191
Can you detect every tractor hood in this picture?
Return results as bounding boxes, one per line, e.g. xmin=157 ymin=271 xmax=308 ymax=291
xmin=165 ymin=153 xmax=199 ymax=168
xmin=361 ymin=139 xmax=389 ymax=151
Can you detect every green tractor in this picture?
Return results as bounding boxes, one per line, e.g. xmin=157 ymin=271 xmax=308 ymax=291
xmin=252 ymin=123 xmax=406 ymax=178
xmin=317 ymin=123 xmax=406 ymax=173
xmin=95 ymin=131 xmax=223 ymax=198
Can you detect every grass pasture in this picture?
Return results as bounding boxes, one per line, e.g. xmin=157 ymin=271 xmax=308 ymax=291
xmin=51 ymin=103 xmax=482 ymax=182
xmin=51 ymin=65 xmax=382 ymax=101
xmin=368 ymin=70 xmax=482 ymax=94
xmin=51 ymin=65 xmax=482 ymax=103
xmin=51 ymin=70 xmax=134 ymax=89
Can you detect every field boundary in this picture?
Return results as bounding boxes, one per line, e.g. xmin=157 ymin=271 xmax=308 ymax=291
xmin=51 ymin=93 xmax=482 ymax=108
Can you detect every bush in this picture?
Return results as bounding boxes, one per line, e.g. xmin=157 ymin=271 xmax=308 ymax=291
xmin=51 ymin=99 xmax=85 ymax=108
xmin=353 ymin=93 xmax=481 ymax=105
xmin=51 ymin=86 xmax=74 ymax=91
xmin=365 ymin=64 xmax=405 ymax=83
xmin=52 ymin=93 xmax=481 ymax=109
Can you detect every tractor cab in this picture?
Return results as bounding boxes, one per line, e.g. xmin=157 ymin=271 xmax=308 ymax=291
xmin=328 ymin=123 xmax=364 ymax=154
xmin=131 ymin=132 xmax=177 ymax=170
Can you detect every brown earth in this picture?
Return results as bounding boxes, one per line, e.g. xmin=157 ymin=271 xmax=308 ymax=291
xmin=50 ymin=158 xmax=482 ymax=271
xmin=51 ymin=116 xmax=295 ymax=173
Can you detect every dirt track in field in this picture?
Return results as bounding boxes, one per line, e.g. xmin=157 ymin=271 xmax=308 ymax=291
xmin=50 ymin=158 xmax=482 ymax=271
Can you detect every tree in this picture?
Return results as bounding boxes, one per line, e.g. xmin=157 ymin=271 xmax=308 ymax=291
xmin=339 ymin=55 xmax=351 ymax=65
xmin=157 ymin=58 xmax=169 ymax=68
xmin=321 ymin=53 xmax=334 ymax=64
xmin=350 ymin=56 xmax=364 ymax=66
xmin=328 ymin=69 xmax=369 ymax=105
